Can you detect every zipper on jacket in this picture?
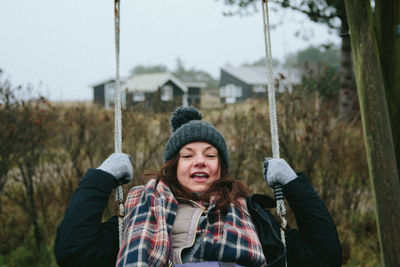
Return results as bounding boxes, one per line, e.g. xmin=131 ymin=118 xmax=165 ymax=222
xmin=176 ymin=197 xmax=208 ymax=213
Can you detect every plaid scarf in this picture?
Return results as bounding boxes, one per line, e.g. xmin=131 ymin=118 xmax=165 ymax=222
xmin=116 ymin=179 xmax=266 ymax=267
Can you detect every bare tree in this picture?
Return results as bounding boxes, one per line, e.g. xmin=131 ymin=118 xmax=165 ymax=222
xmin=0 ymin=80 xmax=19 ymax=196
xmin=3 ymin=92 xmax=56 ymax=250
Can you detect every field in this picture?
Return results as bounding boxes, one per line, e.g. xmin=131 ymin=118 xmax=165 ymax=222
xmin=0 ymin=84 xmax=380 ymax=266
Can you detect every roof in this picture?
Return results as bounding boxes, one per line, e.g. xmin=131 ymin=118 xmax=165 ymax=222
xmin=124 ymin=72 xmax=188 ymax=93
xmin=90 ymin=78 xmax=115 ymax=88
xmin=221 ymin=65 xmax=300 ymax=85
xmin=90 ymin=76 xmax=131 ymax=88
xmin=184 ymin=82 xmax=207 ymax=88
xmin=221 ymin=66 xmax=268 ymax=85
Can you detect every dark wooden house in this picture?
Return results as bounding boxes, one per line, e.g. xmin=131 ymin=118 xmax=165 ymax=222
xmin=124 ymin=72 xmax=190 ymax=112
xmin=219 ymin=66 xmax=298 ymax=104
xmin=92 ymin=79 xmax=126 ymax=109
xmin=92 ymin=73 xmax=203 ymax=111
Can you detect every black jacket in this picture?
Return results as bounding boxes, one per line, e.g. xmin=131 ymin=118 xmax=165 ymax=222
xmin=54 ymin=169 xmax=119 ymax=267
xmin=246 ymin=173 xmax=342 ymax=267
xmin=54 ymin=170 xmax=342 ymax=267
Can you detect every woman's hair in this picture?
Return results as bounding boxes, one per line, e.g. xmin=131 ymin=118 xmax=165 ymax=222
xmin=143 ymin=155 xmax=249 ymax=213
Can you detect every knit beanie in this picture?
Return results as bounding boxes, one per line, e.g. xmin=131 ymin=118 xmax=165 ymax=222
xmin=163 ymin=106 xmax=229 ymax=169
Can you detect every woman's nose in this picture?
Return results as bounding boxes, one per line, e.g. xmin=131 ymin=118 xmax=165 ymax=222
xmin=194 ymin=156 xmax=206 ymax=167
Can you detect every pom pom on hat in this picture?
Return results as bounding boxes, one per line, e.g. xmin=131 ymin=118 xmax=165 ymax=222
xmin=171 ymin=106 xmax=202 ymax=132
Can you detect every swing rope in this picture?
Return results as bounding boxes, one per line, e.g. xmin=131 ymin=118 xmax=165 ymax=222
xmin=261 ymin=0 xmax=287 ymax=264
xmin=111 ymin=0 xmax=286 ymax=254
xmin=114 ymin=0 xmax=125 ymax=247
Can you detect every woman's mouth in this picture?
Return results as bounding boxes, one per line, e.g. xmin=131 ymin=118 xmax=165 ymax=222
xmin=191 ymin=172 xmax=209 ymax=182
xmin=191 ymin=172 xmax=209 ymax=178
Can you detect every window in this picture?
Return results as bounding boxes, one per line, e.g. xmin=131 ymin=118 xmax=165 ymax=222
xmin=105 ymin=82 xmax=126 ymax=109
xmin=133 ymin=91 xmax=145 ymax=101
xmin=219 ymin=86 xmax=226 ymax=97
xmin=219 ymin=84 xmax=242 ymax=98
xmin=105 ymin=83 xmax=115 ymax=105
xmin=253 ymin=85 xmax=266 ymax=93
xmin=161 ymin=85 xmax=173 ymax=101
xmin=235 ymin=86 xmax=243 ymax=97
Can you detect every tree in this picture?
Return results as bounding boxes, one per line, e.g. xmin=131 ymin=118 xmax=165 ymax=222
xmin=173 ymin=58 xmax=218 ymax=92
xmin=246 ymin=45 xmax=341 ymax=100
xmin=344 ymin=0 xmax=400 ymax=265
xmin=374 ymin=0 xmax=400 ymax=183
xmin=222 ymin=0 xmax=356 ymax=121
xmin=130 ymin=64 xmax=168 ymax=76
xmin=0 ymin=80 xmax=17 ymax=195
xmin=241 ymin=57 xmax=280 ymax=67
xmin=291 ymin=45 xmax=340 ymax=69
xmin=3 ymin=89 xmax=57 ymax=250
xmin=289 ymin=45 xmax=340 ymax=100
xmin=224 ymin=0 xmax=400 ymax=182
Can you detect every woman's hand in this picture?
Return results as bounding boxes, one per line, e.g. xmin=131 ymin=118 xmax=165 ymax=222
xmin=97 ymin=153 xmax=133 ymax=184
xmin=263 ymin=158 xmax=297 ymax=187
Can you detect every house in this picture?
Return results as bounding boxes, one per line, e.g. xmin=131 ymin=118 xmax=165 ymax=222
xmin=92 ymin=73 xmax=203 ymax=111
xmin=124 ymin=72 xmax=190 ymax=111
xmin=92 ymin=79 xmax=126 ymax=109
xmin=123 ymin=72 xmax=204 ymax=111
xmin=219 ymin=66 xmax=298 ymax=104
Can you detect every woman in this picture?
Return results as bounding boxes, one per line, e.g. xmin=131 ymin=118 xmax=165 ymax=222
xmin=54 ymin=106 xmax=342 ymax=267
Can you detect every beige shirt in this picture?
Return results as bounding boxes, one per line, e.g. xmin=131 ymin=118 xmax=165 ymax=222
xmin=171 ymin=201 xmax=206 ymax=264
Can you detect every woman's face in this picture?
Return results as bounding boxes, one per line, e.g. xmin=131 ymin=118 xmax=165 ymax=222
xmin=177 ymin=141 xmax=221 ymax=193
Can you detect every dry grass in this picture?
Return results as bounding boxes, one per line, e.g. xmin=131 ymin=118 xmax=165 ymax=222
xmin=200 ymin=92 xmax=223 ymax=109
xmin=0 ymin=87 xmax=381 ymax=266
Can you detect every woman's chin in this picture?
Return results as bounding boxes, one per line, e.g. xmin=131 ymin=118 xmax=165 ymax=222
xmin=191 ymin=187 xmax=207 ymax=193
xmin=189 ymin=184 xmax=208 ymax=194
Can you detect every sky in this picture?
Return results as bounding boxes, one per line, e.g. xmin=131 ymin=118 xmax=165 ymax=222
xmin=0 ymin=0 xmax=339 ymax=101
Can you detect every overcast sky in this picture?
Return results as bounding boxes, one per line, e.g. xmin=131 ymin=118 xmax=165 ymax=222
xmin=1 ymin=0 xmax=339 ymax=101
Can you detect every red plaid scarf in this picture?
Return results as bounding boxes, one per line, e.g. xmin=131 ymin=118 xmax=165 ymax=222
xmin=117 ymin=179 xmax=266 ymax=266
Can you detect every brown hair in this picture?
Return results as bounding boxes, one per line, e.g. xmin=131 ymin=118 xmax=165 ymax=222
xmin=143 ymin=155 xmax=249 ymax=214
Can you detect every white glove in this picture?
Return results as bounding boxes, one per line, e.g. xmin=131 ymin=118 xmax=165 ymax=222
xmin=97 ymin=153 xmax=133 ymax=184
xmin=263 ymin=158 xmax=297 ymax=187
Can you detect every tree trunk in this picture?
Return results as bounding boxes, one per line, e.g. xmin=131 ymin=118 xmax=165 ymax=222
xmin=344 ymin=0 xmax=400 ymax=265
xmin=23 ymin=164 xmax=44 ymax=250
xmin=375 ymin=0 xmax=400 ymax=181
xmin=338 ymin=13 xmax=357 ymax=121
xmin=30 ymin=205 xmax=43 ymax=250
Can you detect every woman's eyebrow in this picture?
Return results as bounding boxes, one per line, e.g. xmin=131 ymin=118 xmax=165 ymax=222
xmin=180 ymin=146 xmax=217 ymax=152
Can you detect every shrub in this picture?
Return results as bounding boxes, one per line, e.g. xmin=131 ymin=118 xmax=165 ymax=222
xmin=0 ymin=79 xmax=379 ymax=266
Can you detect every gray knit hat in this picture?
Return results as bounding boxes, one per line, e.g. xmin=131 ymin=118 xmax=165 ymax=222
xmin=163 ymin=106 xmax=229 ymax=168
